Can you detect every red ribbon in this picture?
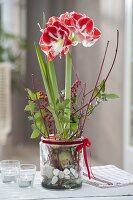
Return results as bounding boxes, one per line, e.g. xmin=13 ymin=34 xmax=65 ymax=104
xmin=41 ymin=137 xmax=92 ymax=179
xmin=76 ymin=138 xmax=91 ymax=179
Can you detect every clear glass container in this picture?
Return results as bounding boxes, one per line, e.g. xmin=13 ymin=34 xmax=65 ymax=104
xmin=17 ymin=164 xmax=36 ymax=188
xmin=0 ymin=160 xmax=20 ymax=183
xmin=40 ymin=139 xmax=83 ymax=189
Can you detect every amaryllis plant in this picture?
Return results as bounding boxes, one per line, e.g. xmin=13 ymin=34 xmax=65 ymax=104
xmin=25 ymin=11 xmax=119 ymax=141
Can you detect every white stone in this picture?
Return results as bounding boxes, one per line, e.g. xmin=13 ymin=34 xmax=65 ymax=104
xmin=53 ymin=169 xmax=60 ymax=176
xmin=63 ymin=168 xmax=70 ymax=175
xmin=59 ymin=171 xmax=64 ymax=179
xmin=76 ymin=178 xmax=82 ymax=184
xmin=51 ymin=176 xmax=58 ymax=184
xmin=65 ymin=175 xmax=70 ymax=180
xmin=41 ymin=164 xmax=54 ymax=179
xmin=74 ymin=172 xmax=78 ymax=179
xmin=70 ymin=168 xmax=76 ymax=176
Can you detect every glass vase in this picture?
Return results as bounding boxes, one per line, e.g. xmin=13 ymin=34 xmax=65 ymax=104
xmin=40 ymin=138 xmax=83 ymax=189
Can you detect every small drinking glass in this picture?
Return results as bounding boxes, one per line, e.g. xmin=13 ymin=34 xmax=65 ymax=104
xmin=18 ymin=164 xmax=36 ymax=188
xmin=0 ymin=160 xmax=20 ymax=183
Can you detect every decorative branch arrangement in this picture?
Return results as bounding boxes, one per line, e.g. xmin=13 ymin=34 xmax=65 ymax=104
xmin=25 ymin=12 xmax=119 ymax=141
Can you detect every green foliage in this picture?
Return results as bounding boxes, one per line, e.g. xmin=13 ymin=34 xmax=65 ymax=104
xmin=56 ymin=99 xmax=70 ymax=111
xmin=59 ymin=115 xmax=70 ymax=124
xmin=100 ymin=80 xmax=105 ymax=93
xmin=31 ymin=128 xmax=40 ymax=139
xmin=70 ymin=122 xmax=78 ymax=131
xmin=0 ymin=26 xmax=27 ymax=64
xmin=94 ymin=87 xmax=101 ymax=98
xmin=86 ymin=80 xmax=119 ymax=117
xmin=24 ymin=89 xmax=48 ymax=139
xmin=105 ymin=93 xmax=119 ymax=99
xmin=24 ymin=100 xmax=36 ymax=114
xmin=26 ymin=88 xmax=36 ymax=101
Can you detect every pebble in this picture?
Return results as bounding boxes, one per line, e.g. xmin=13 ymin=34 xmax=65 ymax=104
xmin=76 ymin=178 xmax=82 ymax=184
xmin=59 ymin=171 xmax=64 ymax=179
xmin=70 ymin=168 xmax=78 ymax=178
xmin=65 ymin=175 xmax=70 ymax=180
xmin=51 ymin=176 xmax=58 ymax=184
xmin=53 ymin=169 xmax=60 ymax=176
xmin=63 ymin=168 xmax=70 ymax=175
xmin=74 ymin=173 xmax=78 ymax=179
xmin=70 ymin=168 xmax=76 ymax=176
xmin=41 ymin=164 xmax=54 ymax=179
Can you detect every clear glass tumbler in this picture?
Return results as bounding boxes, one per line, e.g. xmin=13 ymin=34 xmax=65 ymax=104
xmin=0 ymin=160 xmax=20 ymax=183
xmin=17 ymin=164 xmax=36 ymax=188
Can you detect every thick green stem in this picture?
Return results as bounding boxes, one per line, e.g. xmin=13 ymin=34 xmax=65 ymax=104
xmin=47 ymin=61 xmax=59 ymax=103
xmin=65 ymin=52 xmax=72 ymax=130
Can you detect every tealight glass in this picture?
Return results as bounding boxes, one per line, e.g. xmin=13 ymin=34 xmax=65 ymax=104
xmin=0 ymin=160 xmax=20 ymax=183
xmin=18 ymin=164 xmax=36 ymax=188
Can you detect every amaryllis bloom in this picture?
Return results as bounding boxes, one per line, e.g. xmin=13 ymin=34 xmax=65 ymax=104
xmin=39 ymin=21 xmax=72 ymax=61
xmin=60 ymin=11 xmax=101 ymax=47
xmin=39 ymin=12 xmax=101 ymax=60
xmin=71 ymin=11 xmax=101 ymax=47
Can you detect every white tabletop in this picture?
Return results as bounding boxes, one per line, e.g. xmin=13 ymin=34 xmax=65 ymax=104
xmin=0 ymin=172 xmax=133 ymax=200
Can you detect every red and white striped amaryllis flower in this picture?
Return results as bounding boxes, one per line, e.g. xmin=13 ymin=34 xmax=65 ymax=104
xmin=39 ymin=12 xmax=101 ymax=60
xmin=39 ymin=21 xmax=72 ymax=61
xmin=60 ymin=11 xmax=101 ymax=47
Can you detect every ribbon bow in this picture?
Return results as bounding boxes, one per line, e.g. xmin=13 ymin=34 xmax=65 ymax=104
xmin=76 ymin=137 xmax=91 ymax=179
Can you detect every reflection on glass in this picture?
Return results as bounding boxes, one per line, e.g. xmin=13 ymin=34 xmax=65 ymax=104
xmin=131 ymin=110 xmax=133 ymax=146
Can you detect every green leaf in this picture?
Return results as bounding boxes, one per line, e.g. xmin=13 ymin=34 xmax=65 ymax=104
xmin=34 ymin=44 xmax=52 ymax=103
xmin=59 ymin=115 xmax=70 ymax=124
xmin=26 ymin=88 xmax=36 ymax=101
xmin=24 ymin=105 xmax=31 ymax=112
xmin=31 ymin=124 xmax=36 ymax=130
xmin=45 ymin=62 xmax=55 ymax=103
xmin=100 ymin=80 xmax=105 ymax=93
xmin=31 ymin=129 xmax=40 ymax=139
xmin=24 ymin=100 xmax=36 ymax=114
xmin=105 ymin=93 xmax=119 ymax=99
xmin=47 ymin=61 xmax=59 ymax=103
xmin=70 ymin=122 xmax=78 ymax=131
xmin=36 ymin=120 xmax=43 ymax=129
xmin=63 ymin=99 xmax=70 ymax=106
xmin=56 ymin=103 xmax=64 ymax=110
xmin=29 ymin=102 xmax=36 ymax=113
xmin=34 ymin=112 xmax=41 ymax=120
xmin=47 ymin=106 xmax=54 ymax=113
xmin=63 ymin=128 xmax=69 ymax=139
xmin=94 ymin=87 xmax=101 ymax=98
xmin=56 ymin=99 xmax=70 ymax=111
